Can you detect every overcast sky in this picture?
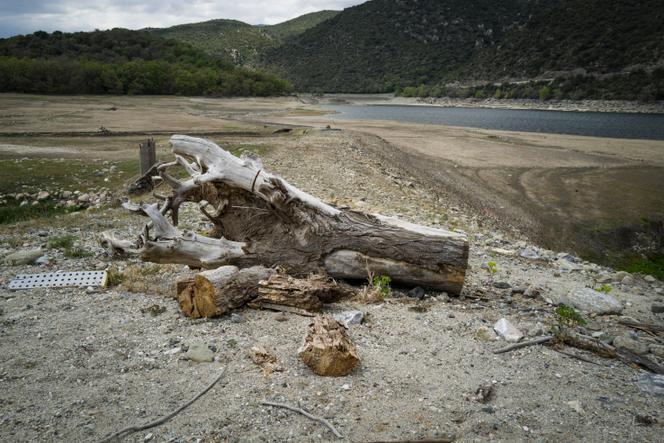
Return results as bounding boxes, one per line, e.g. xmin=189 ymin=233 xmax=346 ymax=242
xmin=0 ymin=0 xmax=366 ymax=38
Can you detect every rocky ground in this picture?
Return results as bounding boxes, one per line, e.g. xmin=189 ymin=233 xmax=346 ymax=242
xmin=1 ymin=101 xmax=664 ymax=442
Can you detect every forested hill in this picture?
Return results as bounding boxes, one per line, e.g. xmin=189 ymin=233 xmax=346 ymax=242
xmin=0 ymin=29 xmax=292 ymax=96
xmin=263 ymin=0 xmax=532 ymax=92
xmin=0 ymin=28 xmax=224 ymax=66
xmin=149 ymin=10 xmax=339 ymax=65
xmin=463 ymin=0 xmax=664 ymax=79
xmin=262 ymin=0 xmax=664 ymax=100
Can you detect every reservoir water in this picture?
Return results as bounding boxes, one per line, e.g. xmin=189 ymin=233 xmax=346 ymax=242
xmin=323 ymin=104 xmax=664 ymax=140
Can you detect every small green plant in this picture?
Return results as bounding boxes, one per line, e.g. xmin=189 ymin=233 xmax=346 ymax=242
xmin=486 ymin=261 xmax=497 ymax=274
xmin=63 ymin=246 xmax=92 ymax=258
xmin=227 ymin=338 xmax=237 ymax=349
xmin=372 ymin=275 xmax=392 ymax=297
xmin=0 ymin=202 xmax=72 ymax=225
xmin=48 ymin=235 xmax=75 ymax=250
xmin=106 ymin=267 xmax=125 ymax=286
xmin=555 ymin=305 xmax=587 ymax=327
xmin=621 ymin=255 xmax=664 ymax=281
xmin=48 ymin=234 xmax=91 ymax=258
xmin=595 ymin=284 xmax=612 ymax=294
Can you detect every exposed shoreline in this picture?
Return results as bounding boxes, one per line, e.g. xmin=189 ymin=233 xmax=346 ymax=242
xmin=264 ymin=111 xmax=664 ymax=264
xmin=306 ymin=93 xmax=664 ymax=114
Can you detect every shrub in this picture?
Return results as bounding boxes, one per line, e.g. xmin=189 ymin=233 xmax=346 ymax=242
xmin=538 ymin=86 xmax=551 ymax=101
xmin=48 ymin=235 xmax=75 ymax=250
xmin=372 ymin=275 xmax=392 ymax=296
xmin=555 ymin=305 xmax=586 ymax=327
xmin=595 ymin=284 xmax=612 ymax=294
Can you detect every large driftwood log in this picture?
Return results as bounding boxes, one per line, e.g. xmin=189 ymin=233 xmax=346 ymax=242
xmin=103 ymin=135 xmax=468 ymax=293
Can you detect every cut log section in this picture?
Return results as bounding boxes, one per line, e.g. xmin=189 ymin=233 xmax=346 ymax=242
xmin=298 ymin=315 xmax=360 ymax=376
xmin=177 ymin=268 xmax=352 ymax=319
xmin=177 ymin=266 xmax=274 ymax=318
xmin=103 ymin=135 xmax=468 ymax=294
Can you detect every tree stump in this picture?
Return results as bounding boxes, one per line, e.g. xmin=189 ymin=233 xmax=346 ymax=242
xmin=298 ymin=315 xmax=359 ymax=376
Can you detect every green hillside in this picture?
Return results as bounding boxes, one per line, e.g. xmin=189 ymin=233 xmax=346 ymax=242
xmin=0 ymin=29 xmax=292 ymax=96
xmin=0 ymin=28 xmax=222 ymax=66
xmin=265 ymin=10 xmax=340 ymax=41
xmin=463 ymin=0 xmax=664 ymax=80
xmin=261 ymin=0 xmax=664 ymax=99
xmin=262 ymin=0 xmax=534 ymax=92
xmin=150 ymin=10 xmax=339 ymax=65
xmin=149 ymin=20 xmax=269 ymax=64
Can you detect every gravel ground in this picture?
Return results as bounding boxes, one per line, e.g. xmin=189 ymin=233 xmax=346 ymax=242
xmin=1 ymin=128 xmax=664 ymax=442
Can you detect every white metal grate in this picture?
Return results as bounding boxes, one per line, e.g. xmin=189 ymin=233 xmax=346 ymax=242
xmin=8 ymin=271 xmax=108 ymax=289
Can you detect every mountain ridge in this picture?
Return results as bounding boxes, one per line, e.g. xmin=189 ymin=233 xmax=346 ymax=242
xmin=148 ymin=10 xmax=339 ymax=65
xmin=260 ymin=0 xmax=664 ymax=99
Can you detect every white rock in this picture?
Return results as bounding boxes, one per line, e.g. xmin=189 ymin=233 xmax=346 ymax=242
xmin=634 ymin=373 xmax=664 ymax=396
xmin=596 ymin=274 xmax=613 ymax=284
xmin=621 ymin=275 xmax=635 ymax=285
xmin=613 ymin=334 xmax=649 ymax=355
xmin=493 ymin=318 xmax=523 ymax=342
xmin=4 ymin=248 xmax=43 ymax=265
xmin=35 ymin=255 xmax=50 ymax=266
xmin=613 ymin=271 xmax=629 ymax=281
xmin=566 ymin=400 xmax=585 ymax=415
xmin=333 ymin=310 xmax=364 ymax=328
xmin=519 ymin=247 xmax=541 ymax=260
xmin=644 ymin=275 xmax=656 ymax=283
xmin=491 ymin=248 xmax=515 ymax=256
xmin=164 ymin=347 xmax=182 ymax=355
xmin=558 ymin=259 xmax=581 ymax=272
xmin=559 ymin=287 xmax=623 ymax=315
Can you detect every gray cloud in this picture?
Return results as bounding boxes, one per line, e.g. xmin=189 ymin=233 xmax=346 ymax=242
xmin=0 ymin=0 xmax=365 ymax=37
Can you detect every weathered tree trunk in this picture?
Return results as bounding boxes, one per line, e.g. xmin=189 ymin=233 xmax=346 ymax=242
xmin=103 ymin=135 xmax=468 ymax=294
xmin=139 ymin=137 xmax=157 ymax=176
xmin=249 ymin=274 xmax=353 ymax=312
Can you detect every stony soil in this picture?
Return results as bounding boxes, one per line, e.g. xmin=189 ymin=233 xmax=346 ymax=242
xmin=1 ymin=97 xmax=664 ymax=442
